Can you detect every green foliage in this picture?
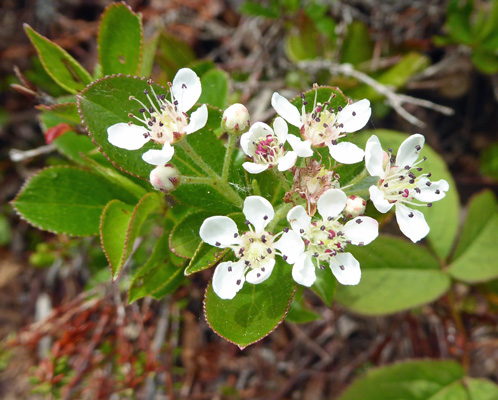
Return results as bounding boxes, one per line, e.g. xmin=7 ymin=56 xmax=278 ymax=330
xmin=98 ymin=2 xmax=144 ymax=76
xmin=13 ymin=166 xmax=137 ymax=236
xmin=335 ymin=236 xmax=451 ymax=315
xmin=449 ymin=190 xmax=498 ymax=283
xmin=286 ymin=287 xmax=321 ymax=323
xmin=204 ymin=258 xmax=296 ymax=349
xmin=169 ymin=211 xmax=214 ymax=258
xmin=184 ymin=242 xmax=228 ymax=275
xmin=24 ymin=24 xmax=92 ymax=93
xmin=480 ymin=142 xmax=498 ymax=179
xmin=198 ymin=69 xmax=229 ymax=110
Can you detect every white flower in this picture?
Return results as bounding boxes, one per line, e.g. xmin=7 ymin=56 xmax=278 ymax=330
xmin=365 ymin=134 xmax=450 ymax=243
xmin=222 ymin=103 xmax=250 ymax=135
xmin=149 ymin=164 xmax=180 ymax=192
xmin=240 ymin=117 xmax=311 ymax=174
xmin=287 ymin=189 xmax=378 ymax=287
xmin=199 ymin=196 xmax=304 ymax=299
xmin=107 ymin=68 xmax=208 ymax=166
xmin=271 ymin=90 xmax=371 ymax=164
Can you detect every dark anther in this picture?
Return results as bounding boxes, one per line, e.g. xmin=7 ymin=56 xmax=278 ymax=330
xmin=404 ymin=165 xmax=411 ymax=170
xmin=236 ymin=279 xmax=241 ymax=285
xmin=263 ymin=215 xmax=268 ymax=220
xmin=339 ymin=265 xmax=345 ymax=270
xmin=352 ymin=111 xmax=356 ymax=116
xmin=262 ymin=267 xmax=266 ymax=272
xmin=320 ymin=225 xmax=325 ymax=231
xmin=323 ymin=123 xmax=328 ymax=128
xmin=427 ymin=172 xmax=432 ymax=177
xmin=234 ymin=233 xmax=238 ymax=238
xmin=409 ymin=179 xmax=415 ymax=184
xmin=245 ymin=220 xmax=250 ymax=225
xmin=228 ymin=266 xmax=232 ymax=272
xmin=388 ymin=148 xmax=393 ymax=153
xmin=356 ymin=219 xmax=362 ymax=224
xmin=427 ymin=203 xmax=433 ymax=208
xmin=313 ymin=252 xmax=319 ymax=257
xmin=245 ymin=260 xmax=250 ymax=266
xmin=303 ymin=101 xmax=308 ymax=106
xmin=415 ymin=187 xmax=421 ymax=193
xmin=144 ymin=89 xmax=149 ymax=94
xmin=301 ymin=93 xmax=305 ymax=99
xmin=215 ymin=241 xmax=221 ymax=246
xmin=257 ymin=273 xmax=261 ymax=278
xmin=283 ymin=227 xmax=289 ymax=233
xmin=261 ymin=235 xmax=267 ymax=243
xmin=267 ymin=248 xmax=272 ymax=254
xmin=139 ymin=108 xmax=146 ymax=113
xmin=417 ymin=168 xmax=423 ymax=171
xmin=148 ymin=121 xmax=153 ymax=127
xmin=182 ymin=83 xmax=187 ymax=89
xmin=408 ymin=212 xmax=414 ymax=218
xmin=399 ymin=176 xmax=405 ymax=180
xmin=426 ymin=181 xmax=432 ymax=186
xmin=358 ymin=242 xmax=364 ymax=246
xmin=249 ymin=238 xmax=254 ymax=243
xmin=300 ymin=229 xmax=304 ymax=234
xmin=415 ymin=145 xmax=421 ymax=151
xmin=423 ymin=156 xmax=427 ymax=161
xmin=320 ymin=264 xmax=326 ymax=270
xmin=331 ymin=140 xmax=338 ymax=146
xmin=384 ymin=183 xmax=389 ymax=187
xmin=435 ymin=190 xmax=440 ymax=194
xmin=338 ymin=105 xmax=343 ymax=111
xmin=283 ymin=255 xmax=288 ymax=261
xmin=149 ymin=107 xmax=154 ymax=113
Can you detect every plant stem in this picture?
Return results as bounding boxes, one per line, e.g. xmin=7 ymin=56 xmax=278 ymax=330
xmin=447 ymin=288 xmax=470 ymax=373
xmin=177 ymin=140 xmax=218 ymax=179
xmin=222 ymin=134 xmax=237 ymax=181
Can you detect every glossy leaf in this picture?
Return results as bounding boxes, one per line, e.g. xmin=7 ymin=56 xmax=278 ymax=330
xmin=204 ymin=258 xmax=296 ymax=349
xmin=36 ymin=102 xmax=81 ymax=125
xmin=12 ymin=166 xmax=136 ymax=236
xmin=338 ymin=360 xmax=465 ymax=400
xmin=98 ymin=2 xmax=143 ymax=76
xmin=286 ymin=288 xmax=320 ymax=323
xmin=353 ymin=130 xmax=460 ymax=260
xmin=24 ymin=24 xmax=92 ymax=93
xmin=185 ymin=241 xmax=228 ymax=275
xmin=311 ymin=262 xmax=337 ymax=307
xmin=198 ymin=68 xmax=229 ymax=109
xmin=169 ymin=210 xmax=214 ymax=258
xmin=128 ymin=231 xmax=185 ymax=303
xmin=335 ymin=236 xmax=450 ymax=315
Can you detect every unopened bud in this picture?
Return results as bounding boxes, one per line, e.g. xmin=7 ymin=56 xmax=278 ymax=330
xmin=344 ymin=195 xmax=366 ymax=218
xmin=222 ymin=103 xmax=250 ymax=135
xmin=149 ymin=164 xmax=180 ymax=192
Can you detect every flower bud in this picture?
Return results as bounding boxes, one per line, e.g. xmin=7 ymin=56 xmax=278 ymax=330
xmin=344 ymin=195 xmax=367 ymax=218
xmin=222 ymin=103 xmax=250 ymax=135
xmin=149 ymin=164 xmax=180 ymax=192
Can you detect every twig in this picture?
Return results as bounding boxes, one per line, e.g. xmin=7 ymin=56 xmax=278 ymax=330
xmin=298 ymin=60 xmax=455 ymax=128
xmin=9 ymin=144 xmax=56 ymax=162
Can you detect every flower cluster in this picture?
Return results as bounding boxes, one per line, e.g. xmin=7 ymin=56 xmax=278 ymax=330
xmin=106 ymin=75 xmax=450 ymax=300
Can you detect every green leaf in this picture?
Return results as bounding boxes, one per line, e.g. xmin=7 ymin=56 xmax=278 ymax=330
xmin=12 ymin=166 xmax=137 ymax=236
xmin=53 ymin=131 xmax=100 ymax=165
xmin=198 ymin=69 xmax=229 ymax=109
xmin=338 ymin=359 xmax=465 ymax=400
xmin=128 ymin=231 xmax=185 ymax=303
xmin=340 ymin=21 xmax=373 ymax=66
xmin=286 ymin=287 xmax=320 ymax=323
xmin=453 ymin=190 xmax=497 ymax=260
xmin=156 ymin=32 xmax=196 ymax=81
xmin=101 ymin=192 xmax=162 ymax=279
xmin=471 ymin=48 xmax=498 ymax=75
xmin=311 ymin=263 xmax=337 ymax=307
xmin=449 ymin=211 xmax=498 ymax=283
xmin=465 ymin=378 xmax=498 ymax=400
xmin=98 ymin=2 xmax=143 ymax=76
xmin=446 ymin=0 xmax=474 ymax=45
xmin=185 ymin=241 xmax=228 ymax=275
xmin=335 ymin=236 xmax=451 ymax=315
xmin=285 ymin=15 xmax=321 ymax=62
xmin=77 ymin=74 xmax=162 ymax=179
xmin=140 ymin=33 xmax=159 ymax=77
xmin=24 ymin=24 xmax=92 ymax=93
xmin=352 ymin=130 xmax=460 ymax=260
xmin=36 ymin=102 xmax=81 ymax=125
xmin=169 ymin=210 xmax=213 ymax=259
xmin=100 ymin=199 xmax=134 ymax=275
xmin=204 ymin=258 xmax=296 ymax=349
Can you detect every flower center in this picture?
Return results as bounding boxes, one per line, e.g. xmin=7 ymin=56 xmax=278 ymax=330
xmin=303 ymin=218 xmax=350 ymax=266
xmin=234 ymin=230 xmax=276 ymax=272
xmin=128 ymin=80 xmax=189 ymax=145
xmin=253 ymin=135 xmax=285 ymax=166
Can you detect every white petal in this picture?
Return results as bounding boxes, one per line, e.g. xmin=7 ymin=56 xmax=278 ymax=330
xmin=172 ymin=68 xmax=201 ymax=112
xmin=330 ymin=253 xmax=361 ymax=285
xmin=243 ymin=196 xmax=274 ymax=232
xmin=246 ymin=258 xmax=275 ymax=284
xmin=273 ymin=117 xmax=288 ymax=144
xmin=292 ymin=252 xmax=316 ymax=287
xmin=185 ymin=104 xmax=208 ymax=134
xmin=396 ymin=134 xmax=424 ymax=169
xmin=107 ymin=122 xmax=150 ymax=150
xmin=142 ymin=144 xmax=174 ymax=165
xmin=365 ymin=135 xmax=385 ymax=177
xmin=328 ymin=141 xmax=365 ymax=164
xmin=336 ymin=99 xmax=371 ymax=133
xmin=343 ymin=216 xmax=379 ymax=246
xmin=287 ymin=205 xmax=311 ymax=234
xmin=277 ymin=151 xmax=297 ymax=171
xmin=199 ymin=216 xmax=240 ymax=248
xmin=274 ymin=230 xmax=305 ymax=264
xmin=287 ymin=135 xmax=313 ymax=157
xmin=369 ymin=186 xmax=394 ymax=213
xmin=395 ymin=203 xmax=430 ymax=243
xmin=243 ymin=162 xmax=269 ymax=174
xmin=413 ymin=178 xmax=449 ymax=203
xmin=212 ymin=261 xmax=245 ymax=300
xmin=317 ymin=188 xmax=347 ymax=220
xmin=271 ymin=92 xmax=302 ymax=128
